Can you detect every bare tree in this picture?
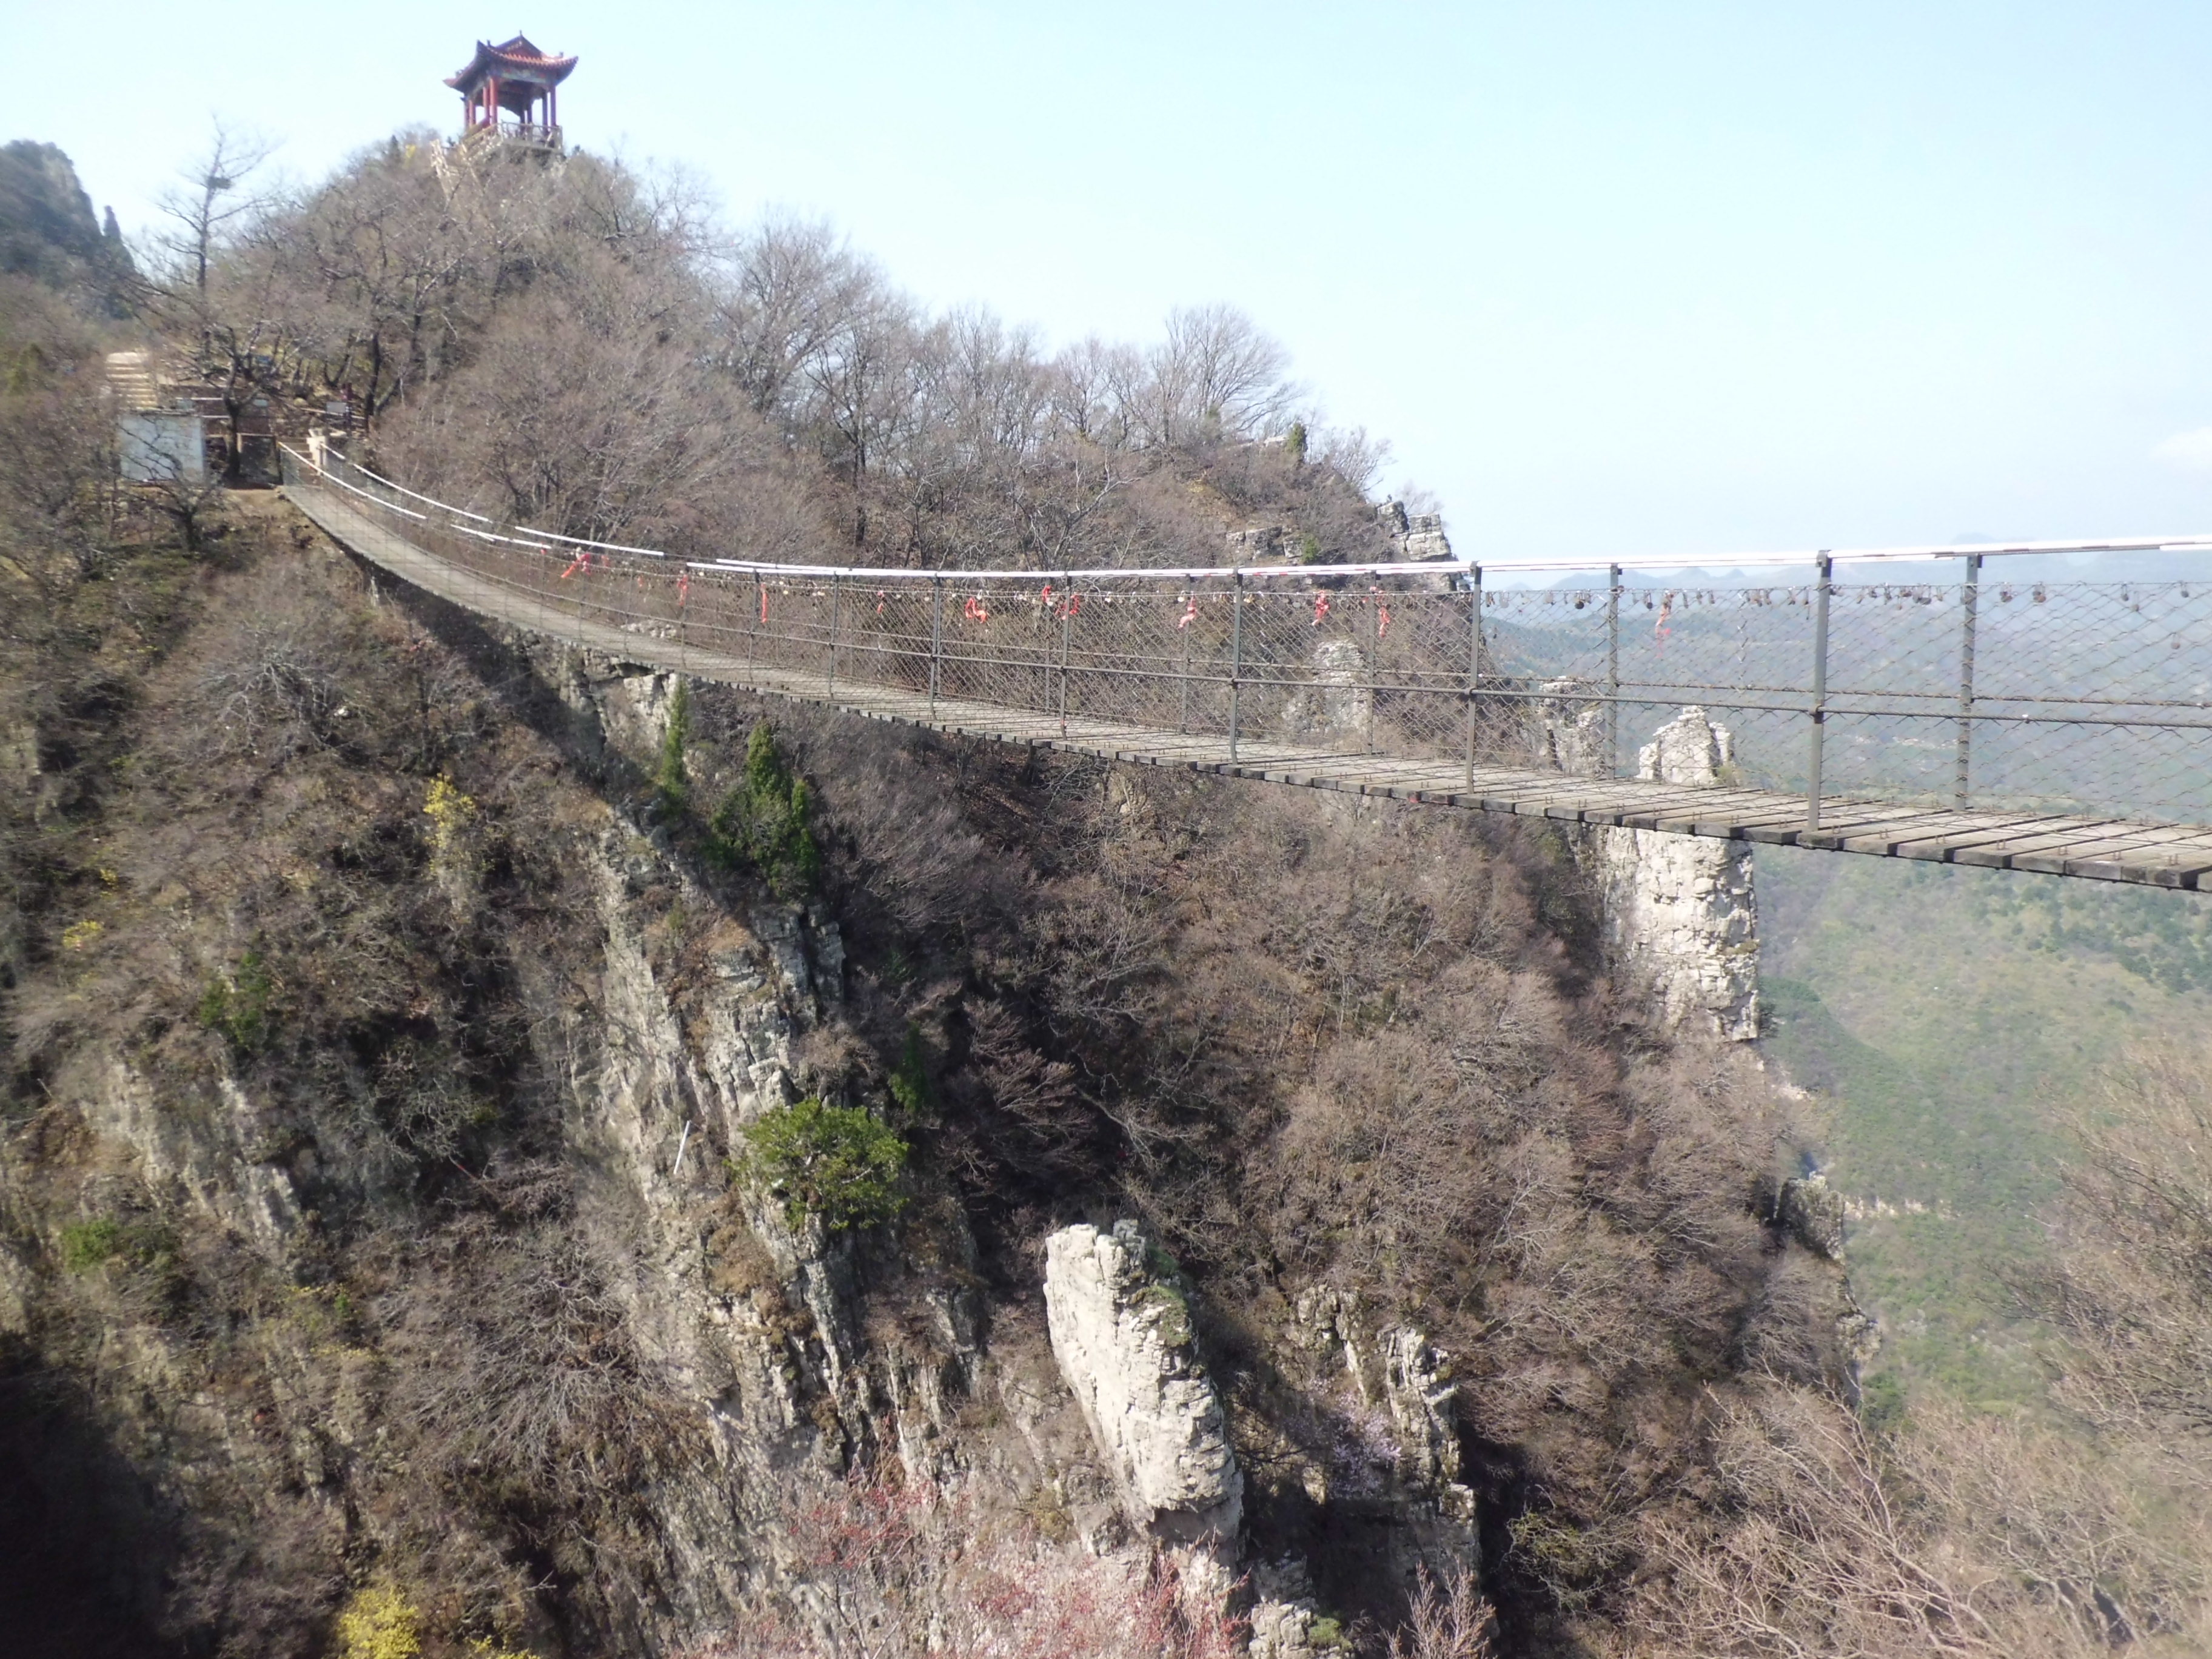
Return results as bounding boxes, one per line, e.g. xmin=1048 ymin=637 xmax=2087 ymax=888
xmin=153 ymin=119 xmax=276 ymax=297
xmin=1148 ymin=304 xmax=1298 ymax=445
xmin=712 ymin=214 xmax=886 ymax=425
xmin=1389 ymin=1567 xmax=1495 ymax=1659
xmin=2013 ymin=1039 xmax=2212 ymax=1438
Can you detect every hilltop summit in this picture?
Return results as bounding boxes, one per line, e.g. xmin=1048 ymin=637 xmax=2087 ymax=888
xmin=0 ymin=139 xmax=134 ymax=303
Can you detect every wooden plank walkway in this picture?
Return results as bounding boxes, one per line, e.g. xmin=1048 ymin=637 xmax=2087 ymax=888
xmin=283 ymin=483 xmax=2212 ymax=891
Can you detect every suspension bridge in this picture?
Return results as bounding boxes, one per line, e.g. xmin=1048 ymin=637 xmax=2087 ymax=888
xmin=279 ymin=446 xmax=2212 ymax=890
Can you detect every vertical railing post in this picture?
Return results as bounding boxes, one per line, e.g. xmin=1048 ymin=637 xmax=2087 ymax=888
xmin=1057 ymin=572 xmax=1074 ymax=737
xmin=1806 ymin=552 xmax=1834 ymax=831
xmin=532 ymin=515 xmax=548 ymax=643
xmin=1179 ymin=576 xmax=1194 ymax=732
xmin=1228 ymin=570 xmax=1245 ymax=762
xmin=1367 ymin=581 xmax=1381 ymax=755
xmin=1605 ymin=564 xmax=1623 ymax=777
xmin=1464 ymin=562 xmax=1484 ymax=788
xmin=827 ymin=573 xmax=839 ymax=698
xmin=1953 ymin=552 xmax=1982 ymax=811
xmin=929 ymin=576 xmax=944 ymax=719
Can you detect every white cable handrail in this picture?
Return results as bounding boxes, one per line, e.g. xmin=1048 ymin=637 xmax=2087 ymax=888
xmin=516 ymin=525 xmax=668 ymax=558
xmin=300 ymin=454 xmax=430 ymax=521
xmin=344 ymin=457 xmax=494 ymax=523
xmin=282 ymin=446 xmax=2212 ymax=584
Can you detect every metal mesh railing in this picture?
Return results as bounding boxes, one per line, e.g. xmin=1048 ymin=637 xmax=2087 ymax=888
xmin=283 ymin=446 xmax=2212 ymax=828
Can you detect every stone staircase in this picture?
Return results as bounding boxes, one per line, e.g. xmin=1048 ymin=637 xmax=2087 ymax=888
xmin=104 ymin=350 xmax=160 ymax=411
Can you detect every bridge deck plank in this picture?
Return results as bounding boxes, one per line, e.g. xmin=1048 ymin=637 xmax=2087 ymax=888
xmin=283 ymin=481 xmax=2212 ymax=890
xmin=1739 ymin=803 xmax=1945 ymax=845
xmin=1932 ymin=822 xmax=2212 ymax=883
xmin=2006 ymin=823 xmax=2212 ymax=868
xmin=1857 ymin=813 xmax=2073 ymax=858
xmin=1615 ymin=789 xmax=1812 ymax=831
xmin=1944 ymin=820 xmax=2160 ymax=864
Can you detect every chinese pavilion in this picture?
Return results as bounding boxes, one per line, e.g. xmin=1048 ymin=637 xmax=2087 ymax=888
xmin=446 ymin=35 xmax=577 ymax=147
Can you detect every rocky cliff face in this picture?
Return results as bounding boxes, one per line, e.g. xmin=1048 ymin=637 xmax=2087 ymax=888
xmin=0 ymin=509 xmax=1871 ymax=1657
xmin=1598 ymin=707 xmax=1760 ymax=1041
xmin=0 ymin=139 xmax=133 ymax=297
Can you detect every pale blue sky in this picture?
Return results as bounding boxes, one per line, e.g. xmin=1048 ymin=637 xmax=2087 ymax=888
xmin=10 ymin=1 xmax=2211 ymax=559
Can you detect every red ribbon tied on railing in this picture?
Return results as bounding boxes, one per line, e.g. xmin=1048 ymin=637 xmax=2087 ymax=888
xmin=677 ymin=571 xmax=691 ymax=606
xmin=876 ymin=590 xmax=887 ymax=615
xmin=1177 ymin=595 xmax=1197 ymax=630
xmin=1313 ymin=592 xmax=1330 ymax=626
xmin=760 ymin=586 xmax=769 ymax=623
xmin=559 ymin=551 xmax=593 ymax=580
xmin=1378 ymin=604 xmax=1390 ymax=638
xmin=964 ymin=594 xmax=991 ymax=623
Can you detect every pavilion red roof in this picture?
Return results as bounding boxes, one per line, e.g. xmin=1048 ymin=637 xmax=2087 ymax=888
xmin=445 ymin=35 xmax=578 ymax=92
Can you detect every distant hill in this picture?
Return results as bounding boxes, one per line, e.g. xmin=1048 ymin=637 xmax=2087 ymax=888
xmin=1525 ymin=545 xmax=2212 ymax=593
xmin=1757 ymin=844 xmax=2212 ymax=1405
xmin=0 ymin=139 xmax=134 ymax=306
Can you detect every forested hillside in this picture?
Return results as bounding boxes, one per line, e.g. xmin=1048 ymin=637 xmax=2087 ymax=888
xmin=2 ymin=127 xmax=2210 ymax=1659
xmin=1761 ymin=848 xmax=2212 ymax=1404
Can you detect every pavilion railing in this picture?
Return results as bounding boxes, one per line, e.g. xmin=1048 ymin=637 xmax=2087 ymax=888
xmin=282 ymin=446 xmax=2212 ymax=830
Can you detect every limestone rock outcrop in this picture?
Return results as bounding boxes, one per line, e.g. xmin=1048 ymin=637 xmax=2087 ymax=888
xmin=1247 ymin=1559 xmax=1343 ymax=1658
xmin=1778 ymin=1171 xmax=1848 ymax=1262
xmin=1044 ymin=1221 xmax=1244 ymax=1544
xmin=1599 ymin=707 xmax=1760 ymax=1041
xmin=1533 ymin=677 xmax=1611 ymax=777
xmin=1283 ymin=638 xmax=1373 ymax=739
xmin=1377 ymin=499 xmax=1453 ymax=563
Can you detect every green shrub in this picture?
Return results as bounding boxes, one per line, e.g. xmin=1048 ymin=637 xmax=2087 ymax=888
xmin=1858 ymin=1369 xmax=1908 ymax=1436
xmin=888 ymin=1024 xmax=931 ymax=1115
xmin=1284 ymin=420 xmax=1307 ymax=467
xmin=59 ymin=1218 xmax=122 ymax=1272
xmin=59 ymin=1216 xmax=175 ymax=1277
xmin=740 ymin=1096 xmax=907 ymax=1232
xmin=1138 ymin=1282 xmax=1193 ymax=1346
xmin=197 ymin=948 xmax=273 ymax=1054
xmin=655 ymin=679 xmax=690 ymax=816
xmin=709 ymin=723 xmax=820 ymax=897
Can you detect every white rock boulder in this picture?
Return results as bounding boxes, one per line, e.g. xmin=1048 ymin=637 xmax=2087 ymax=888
xmin=1044 ymin=1222 xmax=1244 ymax=1544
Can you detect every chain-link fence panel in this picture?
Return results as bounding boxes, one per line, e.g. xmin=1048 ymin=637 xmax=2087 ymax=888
xmin=282 ymin=448 xmax=2212 ymax=829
